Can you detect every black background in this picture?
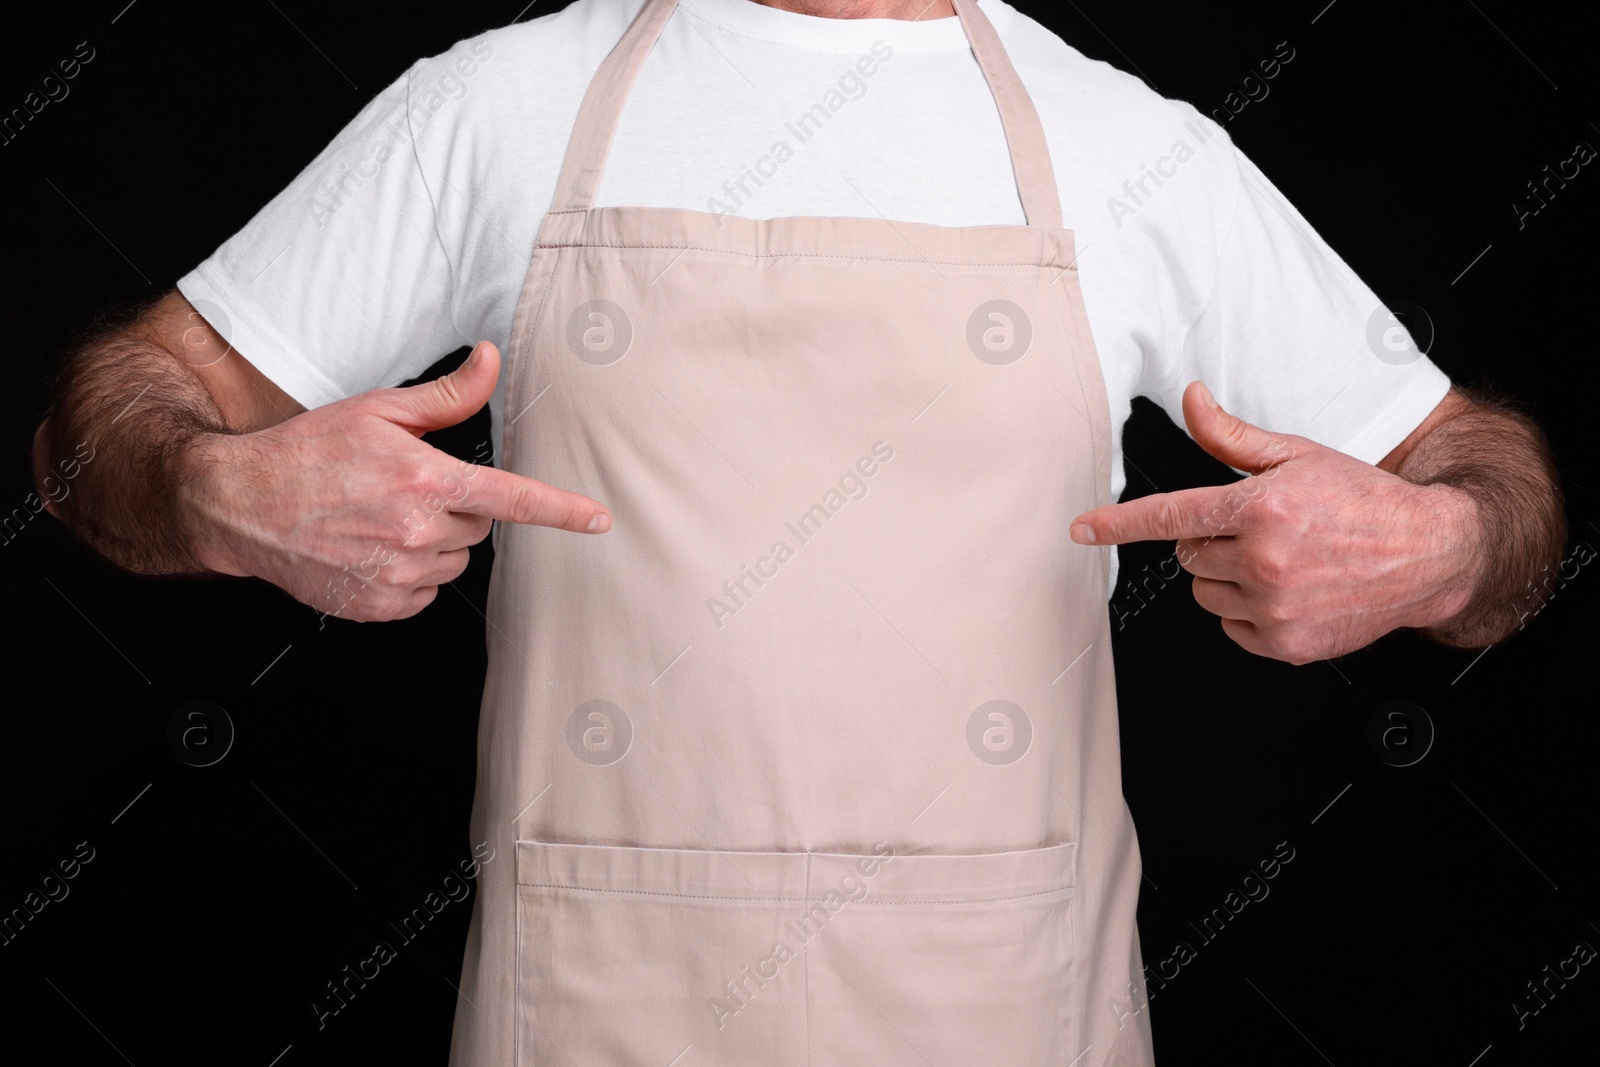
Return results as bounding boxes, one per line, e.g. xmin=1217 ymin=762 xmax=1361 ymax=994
xmin=2 ymin=1 xmax=1595 ymax=1064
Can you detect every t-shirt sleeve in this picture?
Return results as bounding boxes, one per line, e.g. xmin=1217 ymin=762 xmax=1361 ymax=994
xmin=176 ymin=55 xmax=469 ymax=409
xmin=1139 ymin=114 xmax=1452 ymax=468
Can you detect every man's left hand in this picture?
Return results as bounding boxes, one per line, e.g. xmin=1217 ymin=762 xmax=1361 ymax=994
xmin=1069 ymin=381 xmax=1480 ymax=664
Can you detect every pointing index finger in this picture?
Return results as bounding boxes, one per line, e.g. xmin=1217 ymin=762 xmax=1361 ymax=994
xmin=1070 ymin=482 xmax=1258 ymax=545
xmin=454 ymin=464 xmax=611 ymax=533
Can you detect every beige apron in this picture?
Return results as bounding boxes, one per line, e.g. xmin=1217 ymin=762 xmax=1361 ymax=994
xmin=449 ymin=0 xmax=1154 ymax=1063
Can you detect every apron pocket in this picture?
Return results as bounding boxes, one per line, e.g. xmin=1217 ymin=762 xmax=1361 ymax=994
xmin=516 ymin=839 xmax=1077 ymax=1066
xmin=515 ymin=839 xmax=810 ymax=1067
xmin=804 ymin=842 xmax=1079 ymax=1067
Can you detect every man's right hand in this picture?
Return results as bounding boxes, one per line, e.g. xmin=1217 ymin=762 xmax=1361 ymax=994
xmin=182 ymin=340 xmax=610 ymax=623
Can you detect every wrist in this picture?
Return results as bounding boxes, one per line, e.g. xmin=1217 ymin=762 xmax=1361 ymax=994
xmin=1406 ymin=481 xmax=1485 ymax=635
xmin=175 ymin=431 xmax=253 ymax=578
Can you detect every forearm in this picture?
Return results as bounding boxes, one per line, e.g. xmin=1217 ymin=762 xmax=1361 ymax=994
xmin=1396 ymin=387 xmax=1566 ymax=647
xmin=32 ymin=301 xmax=230 ymax=576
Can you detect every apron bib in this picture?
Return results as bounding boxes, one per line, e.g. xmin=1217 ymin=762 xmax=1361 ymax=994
xmin=450 ymin=1 xmax=1154 ymax=1063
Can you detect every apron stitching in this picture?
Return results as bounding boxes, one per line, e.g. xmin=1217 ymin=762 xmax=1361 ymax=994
xmin=515 ymin=883 xmax=1075 ymax=905
xmin=513 ymin=872 xmax=522 ymax=1067
xmin=504 ymin=246 xmax=566 ymax=466
xmin=849 ymin=889 xmax=1077 ymax=905
xmin=533 ymin=240 xmax=1073 ymax=270
xmin=1047 ymin=265 xmax=1120 ymax=612
xmin=803 ymin=849 xmax=812 ymax=1067
xmin=518 ymin=884 xmax=807 ymax=901
xmin=1049 ymin=279 xmax=1107 ymax=508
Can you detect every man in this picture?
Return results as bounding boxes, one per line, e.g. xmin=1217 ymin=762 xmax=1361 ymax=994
xmin=31 ymin=0 xmax=1563 ymax=1063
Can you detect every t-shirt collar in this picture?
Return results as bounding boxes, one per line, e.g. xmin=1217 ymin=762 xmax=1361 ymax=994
xmin=675 ymin=0 xmax=1012 ymax=55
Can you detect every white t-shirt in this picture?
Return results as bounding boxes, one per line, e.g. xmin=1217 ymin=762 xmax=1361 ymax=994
xmin=176 ymin=0 xmax=1450 ymax=593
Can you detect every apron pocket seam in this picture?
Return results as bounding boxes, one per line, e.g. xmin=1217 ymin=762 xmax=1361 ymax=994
xmin=518 ymin=881 xmax=806 ymax=903
xmin=852 ymin=887 xmax=1075 ymax=906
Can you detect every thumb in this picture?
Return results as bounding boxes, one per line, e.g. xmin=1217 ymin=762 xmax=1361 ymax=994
xmin=1183 ymin=381 xmax=1297 ymax=474
xmin=381 ymin=341 xmax=501 ymax=434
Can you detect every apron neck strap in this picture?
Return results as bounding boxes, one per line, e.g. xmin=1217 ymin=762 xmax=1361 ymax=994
xmin=547 ymin=0 xmax=1065 ymax=230
xmin=948 ymin=0 xmax=1062 ymax=229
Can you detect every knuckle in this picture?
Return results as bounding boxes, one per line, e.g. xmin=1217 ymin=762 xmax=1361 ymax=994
xmin=402 ymin=459 xmax=436 ymax=495
xmin=1259 ymin=634 xmax=1292 ymax=662
xmin=1254 ymin=548 xmax=1288 ymax=589
xmin=431 ymin=374 xmax=465 ymax=410
xmin=1254 ymin=491 xmax=1288 ymax=524
xmin=1275 ymin=632 xmax=1314 ymax=665
xmin=380 ymin=555 xmax=421 ymax=589
xmin=505 ymin=483 xmax=532 ymax=524
xmin=1154 ymin=498 xmax=1186 ymax=540
xmin=375 ymin=592 xmax=415 ymax=622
